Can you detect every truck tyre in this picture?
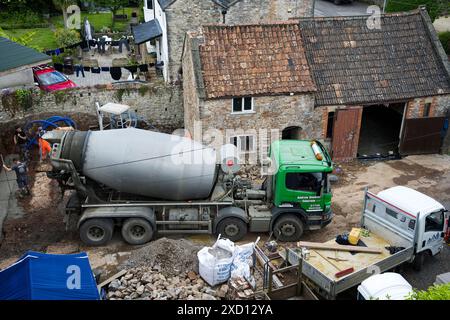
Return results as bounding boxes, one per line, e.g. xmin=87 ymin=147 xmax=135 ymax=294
xmin=412 ymin=252 xmax=424 ymax=271
xmin=121 ymin=218 xmax=153 ymax=245
xmin=216 ymin=217 xmax=247 ymax=242
xmin=273 ymin=214 xmax=304 ymax=242
xmin=79 ymin=218 xmax=114 ymax=246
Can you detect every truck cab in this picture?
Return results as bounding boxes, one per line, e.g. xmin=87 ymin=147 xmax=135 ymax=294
xmin=265 ymin=140 xmax=333 ymax=241
xmin=375 ymin=186 xmax=448 ymax=268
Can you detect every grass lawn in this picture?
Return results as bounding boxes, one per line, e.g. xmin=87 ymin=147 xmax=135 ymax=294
xmin=50 ymin=7 xmax=141 ymax=32
xmin=3 ymin=7 xmax=140 ymax=50
xmin=4 ymin=28 xmax=57 ymax=51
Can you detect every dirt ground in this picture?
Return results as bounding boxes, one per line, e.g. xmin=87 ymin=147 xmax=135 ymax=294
xmin=0 ymin=154 xmax=449 ymax=291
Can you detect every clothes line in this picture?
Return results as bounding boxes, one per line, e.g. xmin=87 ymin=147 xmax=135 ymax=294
xmin=44 ymin=37 xmax=132 ymax=56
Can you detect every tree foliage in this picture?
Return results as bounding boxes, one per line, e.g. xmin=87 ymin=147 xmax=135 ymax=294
xmin=385 ymin=0 xmax=450 ymax=22
xmin=407 ymin=283 xmax=450 ymax=300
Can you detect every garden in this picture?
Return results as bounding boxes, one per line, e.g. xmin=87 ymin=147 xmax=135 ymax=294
xmin=0 ymin=1 xmax=143 ymax=51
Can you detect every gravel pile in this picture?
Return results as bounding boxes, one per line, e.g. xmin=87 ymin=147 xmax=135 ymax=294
xmin=106 ymin=266 xmax=229 ymax=300
xmin=122 ymin=237 xmax=203 ymax=277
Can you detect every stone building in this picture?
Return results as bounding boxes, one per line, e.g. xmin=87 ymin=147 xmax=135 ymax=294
xmin=182 ymin=8 xmax=450 ymax=161
xmin=182 ymin=22 xmax=318 ymax=163
xmin=142 ymin=0 xmax=314 ymax=83
xmin=299 ymin=7 xmax=450 ymax=160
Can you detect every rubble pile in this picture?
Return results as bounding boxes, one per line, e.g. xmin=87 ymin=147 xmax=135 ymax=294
xmin=106 ymin=267 xmax=230 ymax=300
xmin=123 ymin=237 xmax=202 ymax=277
xmin=239 ymin=165 xmax=262 ymax=181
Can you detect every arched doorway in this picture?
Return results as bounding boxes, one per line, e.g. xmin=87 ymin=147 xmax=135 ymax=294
xmin=282 ymin=126 xmax=302 ymax=140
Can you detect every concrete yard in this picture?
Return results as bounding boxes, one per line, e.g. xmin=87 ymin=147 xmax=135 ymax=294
xmin=0 ymin=153 xmax=449 ymax=296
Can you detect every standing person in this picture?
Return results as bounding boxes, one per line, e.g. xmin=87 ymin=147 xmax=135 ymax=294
xmin=13 ymin=127 xmax=27 ymax=155
xmin=2 ymin=157 xmax=30 ymax=197
xmin=38 ymin=136 xmax=52 ymax=162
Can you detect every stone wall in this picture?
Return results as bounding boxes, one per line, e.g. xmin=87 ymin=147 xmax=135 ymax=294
xmin=406 ymin=94 xmax=450 ymax=118
xmin=185 ymin=93 xmax=320 ymax=161
xmin=166 ymin=0 xmax=314 ymax=83
xmin=0 ymin=81 xmax=184 ymax=133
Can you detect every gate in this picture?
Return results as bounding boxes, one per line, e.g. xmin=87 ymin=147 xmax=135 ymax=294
xmin=331 ymin=107 xmax=363 ymax=161
xmin=399 ymin=117 xmax=446 ymax=155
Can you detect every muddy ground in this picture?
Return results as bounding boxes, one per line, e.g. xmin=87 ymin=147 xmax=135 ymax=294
xmin=0 ymin=154 xmax=449 ymax=291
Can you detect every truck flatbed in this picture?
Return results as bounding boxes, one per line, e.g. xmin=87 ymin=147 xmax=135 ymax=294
xmin=280 ymin=190 xmax=419 ymax=299
xmin=291 ymin=232 xmax=394 ymax=281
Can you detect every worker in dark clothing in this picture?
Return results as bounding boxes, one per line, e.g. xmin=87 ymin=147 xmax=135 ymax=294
xmin=14 ymin=127 xmax=27 ymax=155
xmin=2 ymin=158 xmax=30 ymax=197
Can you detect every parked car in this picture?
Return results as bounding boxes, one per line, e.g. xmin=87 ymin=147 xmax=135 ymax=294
xmin=33 ymin=65 xmax=76 ymax=92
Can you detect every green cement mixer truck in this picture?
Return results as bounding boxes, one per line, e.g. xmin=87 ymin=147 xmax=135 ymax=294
xmin=46 ymin=128 xmax=333 ymax=246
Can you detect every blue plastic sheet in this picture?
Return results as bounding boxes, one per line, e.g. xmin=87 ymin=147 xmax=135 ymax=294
xmin=0 ymin=251 xmax=100 ymax=300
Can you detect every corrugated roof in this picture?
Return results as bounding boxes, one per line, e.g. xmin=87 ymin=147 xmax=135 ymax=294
xmin=0 ymin=37 xmax=50 ymax=73
xmin=298 ymin=10 xmax=450 ymax=106
xmin=198 ymin=23 xmax=316 ymax=99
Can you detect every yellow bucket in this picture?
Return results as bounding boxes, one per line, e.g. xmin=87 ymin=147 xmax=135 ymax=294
xmin=349 ymin=228 xmax=361 ymax=245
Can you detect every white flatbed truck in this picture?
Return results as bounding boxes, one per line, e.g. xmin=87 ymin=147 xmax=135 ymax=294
xmin=283 ymin=186 xmax=448 ymax=299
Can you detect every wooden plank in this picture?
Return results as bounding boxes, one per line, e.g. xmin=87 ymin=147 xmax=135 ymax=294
xmin=97 ymin=270 xmax=127 ymax=292
xmin=297 ymin=241 xmax=382 ymax=254
xmin=335 ymin=267 xmax=354 ymax=278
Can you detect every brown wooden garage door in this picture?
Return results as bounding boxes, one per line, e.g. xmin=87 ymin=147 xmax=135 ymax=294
xmin=399 ymin=117 xmax=446 ymax=155
xmin=331 ymin=107 xmax=363 ymax=161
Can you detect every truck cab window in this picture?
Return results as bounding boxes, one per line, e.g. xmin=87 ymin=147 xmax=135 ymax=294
xmin=286 ymin=172 xmax=322 ymax=192
xmin=425 ymin=211 xmax=444 ymax=232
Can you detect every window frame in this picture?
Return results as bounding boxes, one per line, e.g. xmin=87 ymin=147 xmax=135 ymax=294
xmin=229 ymin=134 xmax=256 ymax=154
xmin=424 ymin=210 xmax=444 ymax=232
xmin=231 ymin=97 xmax=254 ymax=114
xmin=285 ymin=172 xmax=324 ymax=193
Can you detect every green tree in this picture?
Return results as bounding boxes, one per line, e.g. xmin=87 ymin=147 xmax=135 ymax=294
xmin=52 ymin=0 xmax=77 ymax=28
xmin=94 ymin=0 xmax=129 ymax=26
xmin=385 ymin=0 xmax=450 ymax=22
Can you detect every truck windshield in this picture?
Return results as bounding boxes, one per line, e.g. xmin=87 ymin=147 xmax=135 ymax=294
xmin=425 ymin=210 xmax=445 ymax=232
xmin=285 ymin=172 xmax=323 ymax=192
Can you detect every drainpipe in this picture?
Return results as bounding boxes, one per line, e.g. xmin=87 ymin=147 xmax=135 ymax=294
xmin=222 ymin=9 xmax=227 ymax=24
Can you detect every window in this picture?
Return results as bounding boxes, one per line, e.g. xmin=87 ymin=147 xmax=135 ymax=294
xmin=386 ymin=208 xmax=398 ymax=219
xmin=326 ymin=112 xmax=335 ymax=138
xmin=37 ymin=72 xmax=68 ymax=86
xmin=425 ymin=210 xmax=444 ymax=232
xmin=232 ymin=97 xmax=253 ymax=113
xmin=285 ymin=172 xmax=323 ymax=192
xmin=146 ymin=0 xmax=153 ymax=9
xmin=408 ymin=219 xmax=416 ymax=230
xmin=230 ymin=135 xmax=255 ymax=153
xmin=423 ymin=103 xmax=431 ymax=117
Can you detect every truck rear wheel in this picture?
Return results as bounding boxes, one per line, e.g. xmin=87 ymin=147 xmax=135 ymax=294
xmin=216 ymin=217 xmax=247 ymax=242
xmin=121 ymin=218 xmax=154 ymax=245
xmin=273 ymin=214 xmax=304 ymax=242
xmin=79 ymin=218 xmax=114 ymax=246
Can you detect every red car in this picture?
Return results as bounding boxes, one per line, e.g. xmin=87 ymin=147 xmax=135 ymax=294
xmin=33 ymin=65 xmax=76 ymax=92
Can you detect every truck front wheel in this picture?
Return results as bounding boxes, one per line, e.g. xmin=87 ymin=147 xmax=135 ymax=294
xmin=216 ymin=217 xmax=247 ymax=242
xmin=121 ymin=218 xmax=154 ymax=245
xmin=79 ymin=218 xmax=114 ymax=246
xmin=273 ymin=214 xmax=304 ymax=242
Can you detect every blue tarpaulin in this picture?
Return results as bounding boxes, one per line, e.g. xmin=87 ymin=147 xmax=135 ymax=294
xmin=0 ymin=251 xmax=100 ymax=300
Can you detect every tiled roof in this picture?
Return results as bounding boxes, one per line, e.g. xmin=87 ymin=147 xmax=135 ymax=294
xmin=198 ymin=23 xmax=316 ymax=99
xmin=298 ymin=10 xmax=450 ymax=106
